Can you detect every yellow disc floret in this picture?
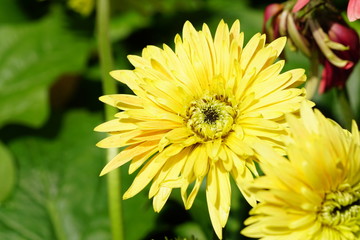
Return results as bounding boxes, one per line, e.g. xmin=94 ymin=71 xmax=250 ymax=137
xmin=185 ymin=94 xmax=236 ymax=141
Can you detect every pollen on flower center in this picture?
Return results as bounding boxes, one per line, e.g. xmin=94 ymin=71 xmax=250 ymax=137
xmin=319 ymin=184 xmax=360 ymax=228
xmin=203 ymin=106 xmax=220 ymax=124
xmin=185 ymin=94 xmax=236 ymax=141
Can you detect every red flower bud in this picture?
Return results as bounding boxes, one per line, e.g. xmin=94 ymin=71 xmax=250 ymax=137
xmin=319 ymin=22 xmax=360 ymax=93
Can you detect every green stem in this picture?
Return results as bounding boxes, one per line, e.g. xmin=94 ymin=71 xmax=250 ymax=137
xmin=47 ymin=199 xmax=67 ymax=240
xmin=105 ymin=150 xmax=124 ymax=240
xmin=305 ymin=47 xmax=320 ymax=100
xmin=96 ymin=1 xmax=124 ymax=240
xmin=336 ymin=87 xmax=354 ymax=130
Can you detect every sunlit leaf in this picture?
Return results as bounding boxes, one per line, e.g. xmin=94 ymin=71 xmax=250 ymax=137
xmin=110 ymin=11 xmax=150 ymax=42
xmin=0 ymin=141 xmax=16 ymax=203
xmin=0 ymin=110 xmax=156 ymax=240
xmin=0 ymin=9 xmax=92 ymax=128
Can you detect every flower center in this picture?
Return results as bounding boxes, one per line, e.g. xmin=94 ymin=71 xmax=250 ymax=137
xmin=185 ymin=95 xmax=235 ymax=140
xmin=319 ymin=183 xmax=360 ymax=230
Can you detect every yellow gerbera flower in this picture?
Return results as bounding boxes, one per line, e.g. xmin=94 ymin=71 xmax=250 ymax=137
xmin=95 ymin=20 xmax=309 ymax=238
xmin=242 ymin=103 xmax=360 ymax=240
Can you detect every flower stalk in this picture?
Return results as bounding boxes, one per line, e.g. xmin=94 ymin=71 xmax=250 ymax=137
xmin=336 ymin=87 xmax=354 ymax=130
xmin=47 ymin=199 xmax=67 ymax=240
xmin=96 ymin=0 xmax=124 ymax=239
xmin=305 ymin=49 xmax=320 ymax=100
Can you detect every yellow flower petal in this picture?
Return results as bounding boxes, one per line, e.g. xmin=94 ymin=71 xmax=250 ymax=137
xmin=128 ymin=147 xmax=158 ymax=174
xmin=149 ymin=148 xmax=188 ymax=198
xmin=100 ymin=141 xmax=158 ymax=176
xmin=94 ymin=118 xmax=137 ymax=132
xmin=206 ymin=164 xmax=223 ymax=239
xmin=99 ymin=94 xmax=142 ymax=110
xmin=96 ymin=130 xmax=141 ymax=148
xmin=152 ymin=187 xmax=172 ymax=213
xmin=225 ymin=132 xmax=254 ymax=156
xmin=216 ymin=165 xmax=231 ymax=227
xmin=184 ymin=176 xmax=204 ymax=209
xmin=193 ymin=144 xmax=209 ymax=178
xmin=241 ymin=33 xmax=266 ymax=71
xmin=123 ymin=146 xmax=175 ymax=199
xmin=266 ymin=36 xmax=287 ymax=58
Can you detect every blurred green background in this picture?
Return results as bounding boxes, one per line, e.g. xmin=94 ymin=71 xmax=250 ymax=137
xmin=0 ymin=0 xmax=358 ymax=239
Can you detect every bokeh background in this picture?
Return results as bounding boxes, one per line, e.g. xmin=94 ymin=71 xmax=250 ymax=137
xmin=0 ymin=0 xmax=359 ymax=239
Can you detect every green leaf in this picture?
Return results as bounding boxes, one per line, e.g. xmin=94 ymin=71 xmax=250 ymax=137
xmin=110 ymin=11 xmax=150 ymax=42
xmin=347 ymin=63 xmax=360 ymax=120
xmin=0 ymin=9 xmax=92 ymax=128
xmin=0 ymin=141 xmax=16 ymax=203
xmin=0 ymin=0 xmax=28 ymax=24
xmin=0 ymin=110 xmax=157 ymax=240
xmin=175 ymin=222 xmax=207 ymax=240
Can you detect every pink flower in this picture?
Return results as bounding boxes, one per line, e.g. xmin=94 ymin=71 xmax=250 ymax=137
xmin=263 ymin=1 xmax=360 ymax=94
xmin=264 ymin=3 xmax=283 ymax=24
xmin=293 ymin=0 xmax=360 ymax=21
xmin=292 ymin=0 xmax=310 ymax=12
xmin=347 ymin=0 xmax=360 ymax=21
xmin=319 ymin=22 xmax=360 ymax=93
xmin=263 ymin=3 xmax=283 ymax=41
